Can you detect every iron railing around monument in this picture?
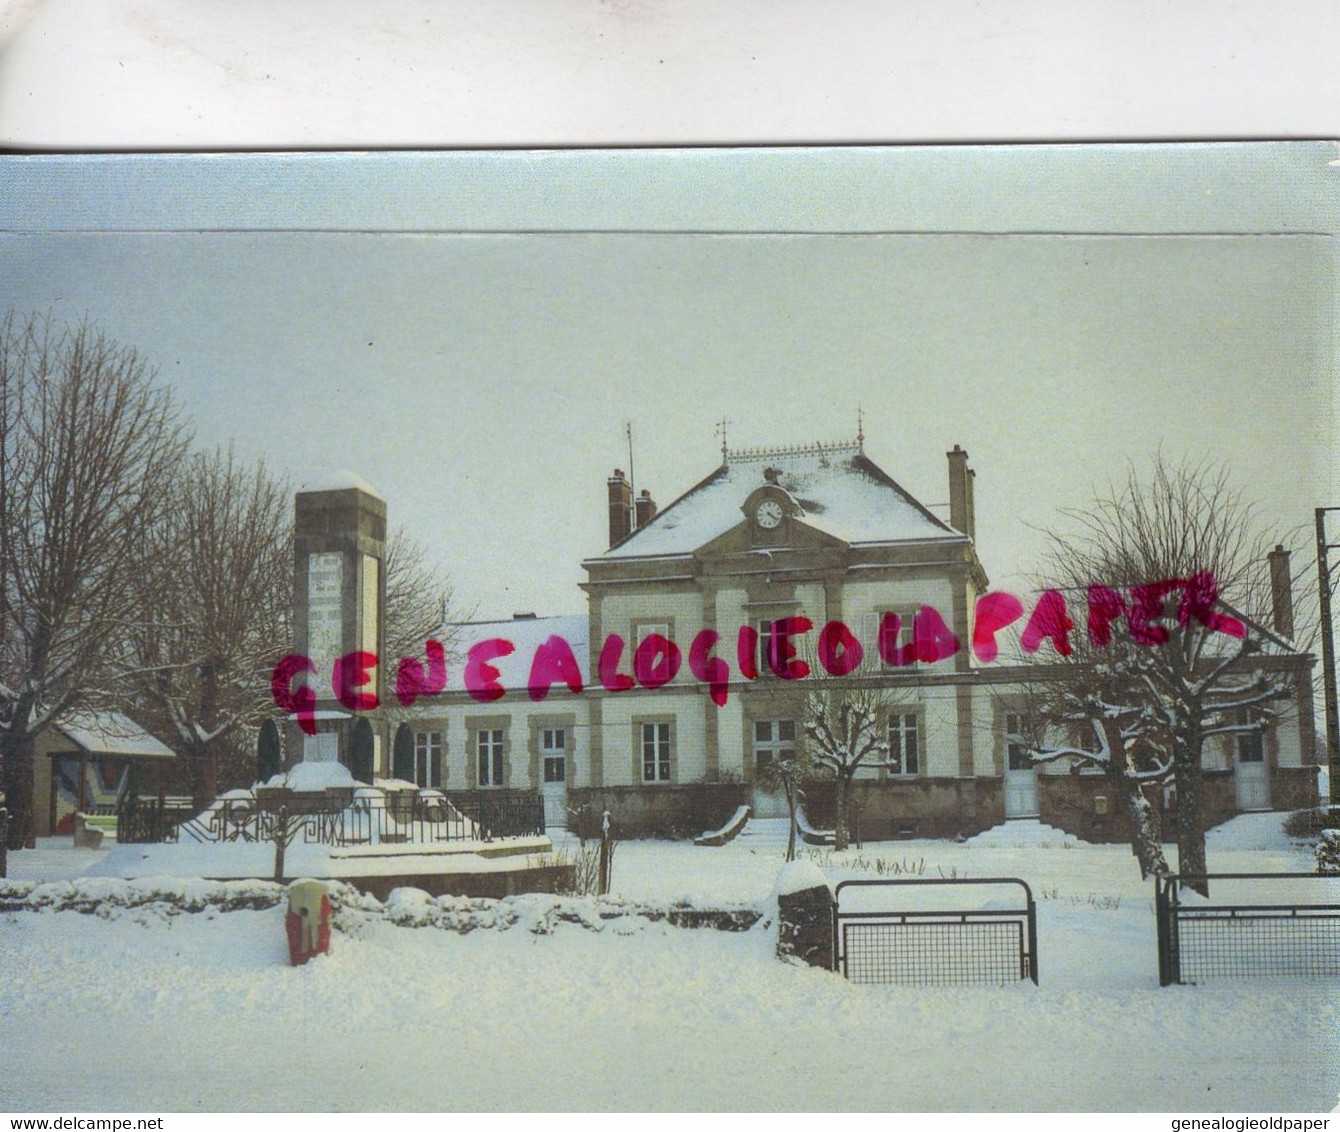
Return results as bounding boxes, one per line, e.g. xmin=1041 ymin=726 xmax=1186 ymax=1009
xmin=123 ymin=788 xmax=546 ymax=847
xmin=446 ymin=790 xmax=545 ymax=841
xmin=116 ymin=794 xmax=195 ymax=844
xmin=1155 ymin=872 xmax=1340 ymax=985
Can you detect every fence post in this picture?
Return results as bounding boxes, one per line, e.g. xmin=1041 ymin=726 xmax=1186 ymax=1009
xmin=273 ymin=804 xmax=289 ymax=882
xmin=1155 ymin=874 xmax=1178 ymax=987
xmin=1026 ymin=889 xmax=1039 ymax=985
xmin=598 ymin=810 xmax=612 ymax=895
xmin=0 ymin=807 xmax=7 ymax=878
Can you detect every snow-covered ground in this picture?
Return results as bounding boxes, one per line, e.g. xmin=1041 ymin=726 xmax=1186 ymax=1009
xmin=2 ymin=816 xmax=1337 ymax=1112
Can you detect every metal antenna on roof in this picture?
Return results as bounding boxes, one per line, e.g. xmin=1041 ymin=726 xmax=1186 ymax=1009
xmin=626 ymin=421 xmax=637 ymax=510
xmin=857 ymin=405 xmax=865 ymax=452
xmin=715 ymin=417 xmax=730 ymax=463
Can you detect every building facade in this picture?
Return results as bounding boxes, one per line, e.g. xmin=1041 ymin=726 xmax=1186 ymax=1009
xmin=305 ymin=440 xmax=1320 ymax=841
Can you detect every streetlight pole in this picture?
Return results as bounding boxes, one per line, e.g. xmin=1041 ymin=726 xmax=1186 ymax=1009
xmin=1316 ymin=507 xmax=1340 ymax=807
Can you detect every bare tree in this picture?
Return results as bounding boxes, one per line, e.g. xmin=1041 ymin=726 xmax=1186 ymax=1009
xmin=754 ymin=742 xmax=818 ymax=862
xmin=126 ymin=447 xmax=291 ymax=807
xmin=381 ymin=525 xmax=466 ymax=778
xmin=756 ymin=682 xmax=898 ymax=852
xmin=0 ymin=314 xmax=189 ymax=847
xmin=1033 ymin=455 xmax=1308 ymax=893
xmin=383 ymin=525 xmax=459 ymax=667
xmin=1000 ymin=654 xmax=1173 ymax=880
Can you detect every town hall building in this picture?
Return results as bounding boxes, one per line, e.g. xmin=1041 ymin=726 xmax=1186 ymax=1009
xmin=291 ymin=438 xmax=1320 ymax=843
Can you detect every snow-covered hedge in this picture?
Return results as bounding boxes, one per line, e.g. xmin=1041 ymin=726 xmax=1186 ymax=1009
xmin=0 ymin=876 xmax=762 ymax=935
xmin=1318 ymin=830 xmax=1340 ymax=875
xmin=337 ymin=888 xmax=761 ymax=937
xmin=0 ymin=876 xmax=288 ymax=915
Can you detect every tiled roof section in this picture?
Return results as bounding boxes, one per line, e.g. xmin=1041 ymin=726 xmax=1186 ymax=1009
xmin=443 ymin=614 xmax=590 ymax=693
xmin=597 ymin=444 xmax=960 ymax=559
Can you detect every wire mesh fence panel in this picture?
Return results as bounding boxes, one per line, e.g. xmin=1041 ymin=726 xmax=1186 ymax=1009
xmin=833 ymin=878 xmax=1038 ymax=986
xmin=1176 ymin=913 xmax=1340 ymax=982
xmin=842 ymin=918 xmax=1027 ymax=986
xmin=1156 ymin=873 xmax=1340 ymax=985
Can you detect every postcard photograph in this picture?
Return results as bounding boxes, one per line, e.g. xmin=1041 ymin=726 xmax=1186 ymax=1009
xmin=0 ymin=143 xmax=1337 ymax=1113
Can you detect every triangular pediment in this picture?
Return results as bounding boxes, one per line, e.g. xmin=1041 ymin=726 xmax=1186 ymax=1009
xmin=694 ymin=513 xmax=850 ymax=560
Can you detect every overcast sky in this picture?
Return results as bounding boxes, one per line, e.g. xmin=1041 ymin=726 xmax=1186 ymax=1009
xmin=1 ymin=144 xmax=1335 ymax=622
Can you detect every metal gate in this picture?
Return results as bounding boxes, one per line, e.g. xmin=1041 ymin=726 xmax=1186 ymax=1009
xmin=1156 ymin=872 xmax=1340 ymax=986
xmin=832 ymin=877 xmax=1038 ymax=986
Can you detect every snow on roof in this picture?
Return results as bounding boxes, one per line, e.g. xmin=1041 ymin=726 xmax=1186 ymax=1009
xmin=444 ymin=613 xmax=589 ymax=694
xmin=596 ymin=444 xmax=959 ymax=560
xmin=55 ymin=711 xmax=174 ymax=759
xmin=294 ymin=467 xmax=384 ymax=499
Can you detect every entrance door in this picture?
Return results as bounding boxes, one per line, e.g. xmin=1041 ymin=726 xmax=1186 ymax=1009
xmin=1004 ymin=712 xmax=1039 ymax=818
xmin=540 ymin=727 xmax=568 ymax=829
xmin=1234 ymin=730 xmax=1271 ymax=810
xmin=751 ymin=719 xmax=795 ymax=819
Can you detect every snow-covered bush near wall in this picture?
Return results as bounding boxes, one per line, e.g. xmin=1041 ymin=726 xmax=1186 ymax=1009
xmin=0 ymin=876 xmax=289 ymax=915
xmin=1282 ymin=805 xmax=1340 ymax=840
xmin=0 ymin=876 xmax=761 ymax=936
xmin=1317 ymin=829 xmax=1340 ymax=875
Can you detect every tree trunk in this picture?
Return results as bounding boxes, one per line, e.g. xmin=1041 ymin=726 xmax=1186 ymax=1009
xmin=1 ymin=730 xmax=37 ymax=850
xmin=191 ymin=664 xmax=221 ymax=809
xmin=1104 ymin=719 xmax=1170 ymax=880
xmin=784 ymin=783 xmax=797 ymax=862
xmin=1119 ymin=772 xmax=1169 ymax=880
xmin=1173 ymin=724 xmax=1209 ymax=896
xmin=186 ymin=743 xmax=217 ymax=811
xmin=833 ymin=774 xmax=851 ymax=852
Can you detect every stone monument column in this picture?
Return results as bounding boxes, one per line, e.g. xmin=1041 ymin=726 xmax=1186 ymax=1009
xmin=289 ymin=479 xmax=387 ymax=780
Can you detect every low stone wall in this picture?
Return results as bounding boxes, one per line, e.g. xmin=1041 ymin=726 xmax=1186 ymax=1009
xmin=567 ymin=783 xmax=747 ymax=840
xmin=1272 ymin=765 xmax=1322 ymax=812
xmin=803 ymin=778 xmax=1005 ymax=841
xmin=346 ymin=863 xmax=574 ymax=902
xmin=1034 ymin=767 xmax=1310 ymax=844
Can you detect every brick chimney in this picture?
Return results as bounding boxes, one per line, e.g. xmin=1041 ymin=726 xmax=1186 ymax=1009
xmin=608 ymin=469 xmax=633 ymax=547
xmin=635 ymin=488 xmax=657 ymax=530
xmin=1268 ymin=544 xmax=1294 ymax=637
xmin=947 ymin=444 xmax=976 ymax=540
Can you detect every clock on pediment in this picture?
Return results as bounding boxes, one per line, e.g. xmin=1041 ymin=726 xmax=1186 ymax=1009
xmin=741 ymin=478 xmax=801 ymax=541
xmin=755 ymin=499 xmax=784 ymax=529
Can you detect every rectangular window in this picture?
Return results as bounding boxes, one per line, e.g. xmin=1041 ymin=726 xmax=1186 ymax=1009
xmin=754 ymin=718 xmax=797 ymax=773
xmin=477 ymin=729 xmax=505 ymax=787
xmin=634 ymin=621 xmax=670 ymax=647
xmin=1235 ymin=711 xmax=1265 ymax=763
xmin=414 ymin=730 xmax=443 ymax=788
xmin=641 ymin=722 xmax=671 ymax=783
xmin=542 ymin=727 xmax=567 ymax=783
xmin=1005 ymin=712 xmax=1030 ymax=771
xmin=754 ymin=617 xmax=795 ymax=676
xmin=861 ymin=611 xmax=919 ymax=672
xmin=888 ymin=713 xmax=919 ymax=775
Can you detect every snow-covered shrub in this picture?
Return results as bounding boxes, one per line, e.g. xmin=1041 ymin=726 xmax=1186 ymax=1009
xmin=1317 ymin=830 xmax=1340 ymax=875
xmin=1283 ymin=806 xmax=1340 ymax=840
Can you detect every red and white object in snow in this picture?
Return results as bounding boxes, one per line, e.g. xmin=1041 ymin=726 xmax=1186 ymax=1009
xmin=285 ymin=879 xmax=331 ymax=965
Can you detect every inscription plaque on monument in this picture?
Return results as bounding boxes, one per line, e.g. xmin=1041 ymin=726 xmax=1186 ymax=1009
xmin=307 ymin=551 xmax=344 ymax=685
